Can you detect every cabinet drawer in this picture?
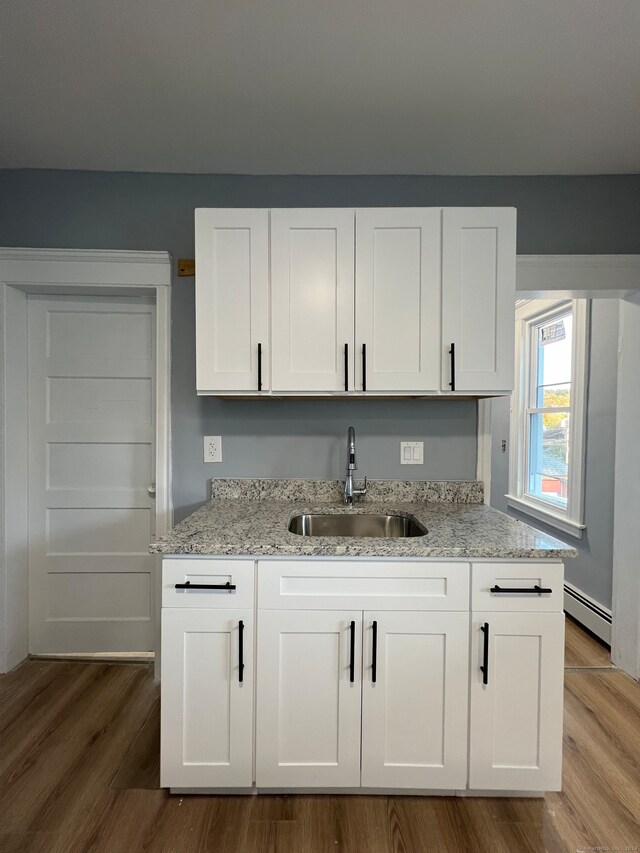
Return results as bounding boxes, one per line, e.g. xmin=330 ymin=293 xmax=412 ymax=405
xmin=162 ymin=558 xmax=255 ymax=609
xmin=258 ymin=560 xmax=469 ymax=611
xmin=471 ymin=562 xmax=563 ymax=612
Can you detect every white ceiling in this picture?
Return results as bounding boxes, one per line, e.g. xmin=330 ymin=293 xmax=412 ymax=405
xmin=2 ymin=0 xmax=639 ymax=175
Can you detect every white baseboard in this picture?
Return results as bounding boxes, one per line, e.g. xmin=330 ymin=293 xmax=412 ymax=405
xmin=33 ymin=652 xmax=154 ymax=662
xmin=564 ymin=581 xmax=612 ymax=645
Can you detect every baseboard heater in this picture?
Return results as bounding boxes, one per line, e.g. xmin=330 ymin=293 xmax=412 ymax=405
xmin=564 ymin=582 xmax=612 ymax=645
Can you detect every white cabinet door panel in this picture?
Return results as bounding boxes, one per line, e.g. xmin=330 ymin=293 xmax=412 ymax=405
xmin=256 ymin=610 xmax=362 ymax=787
xmin=356 ymin=209 xmax=441 ymax=392
xmin=469 ymin=612 xmax=564 ymax=791
xmin=195 ymin=209 xmax=269 ymax=392
xmin=441 ymin=208 xmax=516 ymax=392
xmin=361 ymin=611 xmax=469 ymax=789
xmin=161 ymin=608 xmax=254 ymax=788
xmin=271 ymin=209 xmax=355 ymax=392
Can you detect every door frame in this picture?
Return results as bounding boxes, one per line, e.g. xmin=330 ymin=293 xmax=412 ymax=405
xmin=0 ymin=248 xmax=172 ymax=673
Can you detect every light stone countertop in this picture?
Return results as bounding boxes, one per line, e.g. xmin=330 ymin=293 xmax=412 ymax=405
xmin=150 ymin=479 xmax=577 ymax=560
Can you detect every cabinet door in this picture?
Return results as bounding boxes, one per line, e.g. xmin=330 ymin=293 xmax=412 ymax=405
xmin=256 ymin=610 xmax=362 ymax=787
xmin=441 ymin=208 xmax=516 ymax=392
xmin=195 ymin=209 xmax=269 ymax=393
xmin=355 ymin=209 xmax=441 ymax=392
xmin=160 ymin=608 xmax=253 ymax=788
xmin=361 ymin=611 xmax=469 ymax=789
xmin=271 ymin=209 xmax=355 ymax=392
xmin=469 ymin=612 xmax=564 ymax=791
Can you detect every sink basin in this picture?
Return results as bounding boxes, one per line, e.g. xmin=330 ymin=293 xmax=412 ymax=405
xmin=288 ymin=512 xmax=427 ymax=538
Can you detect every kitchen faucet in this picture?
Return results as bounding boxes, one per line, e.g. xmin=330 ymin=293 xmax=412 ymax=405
xmin=343 ymin=426 xmax=367 ymax=505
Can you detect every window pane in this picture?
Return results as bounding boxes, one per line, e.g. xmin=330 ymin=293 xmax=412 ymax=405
xmin=535 ymin=314 xmax=572 ymax=406
xmin=539 ymin=383 xmax=571 ymax=408
xmin=527 ymin=412 xmax=570 ymax=507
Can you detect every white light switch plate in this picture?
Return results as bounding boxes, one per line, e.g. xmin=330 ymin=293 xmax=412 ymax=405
xmin=400 ymin=441 xmax=423 ymax=464
xmin=204 ymin=435 xmax=222 ymax=463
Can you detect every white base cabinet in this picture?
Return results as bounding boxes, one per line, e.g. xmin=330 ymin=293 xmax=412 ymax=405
xmin=256 ymin=610 xmax=362 ymax=788
xmin=160 ymin=608 xmax=254 ymax=789
xmin=469 ymin=611 xmax=565 ymax=792
xmin=160 ymin=556 xmax=565 ymax=795
xmin=256 ymin=609 xmax=469 ymax=790
xmin=361 ymin=611 xmax=469 ymax=789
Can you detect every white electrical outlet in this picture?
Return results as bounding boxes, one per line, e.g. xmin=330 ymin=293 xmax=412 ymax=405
xmin=400 ymin=441 xmax=424 ymax=464
xmin=204 ymin=435 xmax=222 ymax=463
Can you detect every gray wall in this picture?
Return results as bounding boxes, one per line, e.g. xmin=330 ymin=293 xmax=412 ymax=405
xmin=1 ymin=170 xmax=638 ymax=521
xmin=490 ymin=300 xmax=620 ymax=609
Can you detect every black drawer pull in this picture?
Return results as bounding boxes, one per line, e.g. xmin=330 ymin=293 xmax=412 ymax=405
xmin=480 ymin=622 xmax=489 ymax=685
xmin=257 ymin=342 xmax=263 ymax=391
xmin=362 ymin=343 xmax=367 ymax=392
xmin=490 ymin=584 xmax=552 ymax=594
xmin=344 ymin=343 xmax=349 ymax=392
xmin=349 ymin=621 xmax=356 ymax=683
xmin=238 ymin=620 xmax=245 ymax=683
xmin=449 ymin=342 xmax=456 ymax=391
xmin=174 ymin=581 xmax=236 ymax=591
xmin=371 ymin=620 xmax=378 ymax=684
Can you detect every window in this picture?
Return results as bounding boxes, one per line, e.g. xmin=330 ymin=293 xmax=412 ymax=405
xmin=508 ymin=300 xmax=589 ymax=538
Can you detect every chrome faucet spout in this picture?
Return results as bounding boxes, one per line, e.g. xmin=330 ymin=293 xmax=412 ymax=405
xmin=343 ymin=426 xmax=367 ymax=505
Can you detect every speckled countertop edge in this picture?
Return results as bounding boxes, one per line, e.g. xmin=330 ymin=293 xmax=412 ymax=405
xmin=151 ymin=480 xmax=577 ymax=560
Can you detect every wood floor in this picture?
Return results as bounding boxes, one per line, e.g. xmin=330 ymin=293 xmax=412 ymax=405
xmin=0 ymin=619 xmax=637 ymax=853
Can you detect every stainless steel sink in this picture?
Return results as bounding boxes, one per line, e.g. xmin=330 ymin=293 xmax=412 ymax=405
xmin=288 ymin=512 xmax=427 ymax=538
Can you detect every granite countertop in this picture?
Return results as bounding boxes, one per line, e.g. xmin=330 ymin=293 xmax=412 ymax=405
xmin=150 ymin=479 xmax=577 ymax=560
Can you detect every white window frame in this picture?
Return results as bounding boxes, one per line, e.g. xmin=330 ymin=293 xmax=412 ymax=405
xmin=507 ymin=298 xmax=589 ymax=539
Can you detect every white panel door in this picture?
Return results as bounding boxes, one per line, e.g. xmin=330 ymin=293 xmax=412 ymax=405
xmin=355 ymin=209 xmax=441 ymax=392
xmin=28 ymin=295 xmax=156 ymax=653
xmin=195 ymin=208 xmax=269 ymax=393
xmin=361 ymin=611 xmax=469 ymax=789
xmin=271 ymin=209 xmax=355 ymax=392
xmin=161 ymin=608 xmax=253 ymax=789
xmin=256 ymin=610 xmax=362 ymax=787
xmin=469 ymin=612 xmax=565 ymax=791
xmin=441 ymin=208 xmax=516 ymax=392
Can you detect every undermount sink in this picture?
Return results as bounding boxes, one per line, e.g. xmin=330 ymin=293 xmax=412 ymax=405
xmin=288 ymin=512 xmax=427 ymax=538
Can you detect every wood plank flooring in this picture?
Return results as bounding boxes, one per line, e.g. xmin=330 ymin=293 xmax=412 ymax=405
xmin=0 ymin=621 xmax=637 ymax=853
xmin=564 ymin=615 xmax=614 ymax=668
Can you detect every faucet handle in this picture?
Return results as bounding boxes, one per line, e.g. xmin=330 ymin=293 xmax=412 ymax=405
xmin=354 ymin=476 xmax=367 ymax=497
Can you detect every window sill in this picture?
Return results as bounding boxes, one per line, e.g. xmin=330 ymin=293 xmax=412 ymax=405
xmin=505 ymin=494 xmax=585 ymax=540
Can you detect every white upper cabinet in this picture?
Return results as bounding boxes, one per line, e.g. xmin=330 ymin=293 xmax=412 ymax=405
xmin=441 ymin=208 xmax=517 ymax=393
xmin=195 ymin=206 xmax=516 ymax=396
xmin=195 ymin=209 xmax=269 ymax=393
xmin=355 ymin=209 xmax=441 ymax=392
xmin=271 ymin=209 xmax=355 ymax=393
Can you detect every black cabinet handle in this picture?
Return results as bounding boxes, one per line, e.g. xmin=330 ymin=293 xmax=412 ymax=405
xmin=480 ymin=622 xmax=489 ymax=685
xmin=371 ymin=620 xmax=378 ymax=684
xmin=490 ymin=584 xmax=553 ymax=594
xmin=449 ymin=342 xmax=456 ymax=391
xmin=257 ymin=342 xmax=263 ymax=391
xmin=174 ymin=581 xmax=236 ymax=591
xmin=362 ymin=344 xmax=367 ymax=392
xmin=344 ymin=343 xmax=349 ymax=392
xmin=238 ymin=620 xmax=245 ymax=683
xmin=349 ymin=620 xmax=356 ymax=683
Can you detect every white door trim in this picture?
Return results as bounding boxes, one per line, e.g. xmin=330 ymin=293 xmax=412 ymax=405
xmin=0 ymin=248 xmax=172 ymax=673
